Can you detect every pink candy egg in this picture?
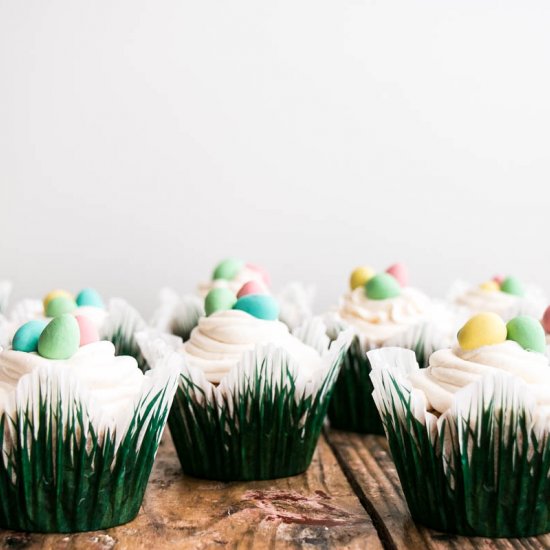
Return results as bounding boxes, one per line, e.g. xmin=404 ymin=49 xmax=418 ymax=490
xmin=492 ymin=274 xmax=504 ymax=285
xmin=75 ymin=315 xmax=100 ymax=346
xmin=237 ymin=280 xmax=266 ymax=298
xmin=246 ymin=263 xmax=271 ymax=287
xmin=542 ymin=306 xmax=550 ymax=334
xmin=386 ymin=263 xmax=408 ymax=287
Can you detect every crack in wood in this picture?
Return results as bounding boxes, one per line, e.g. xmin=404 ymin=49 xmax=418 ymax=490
xmin=323 ymin=430 xmax=399 ymax=550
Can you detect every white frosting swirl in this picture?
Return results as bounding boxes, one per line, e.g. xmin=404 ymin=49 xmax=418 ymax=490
xmin=410 ymin=341 xmax=550 ymax=414
xmin=454 ymin=287 xmax=520 ymax=318
xmin=198 ymin=266 xmax=268 ymax=297
xmin=182 ymin=309 xmax=321 ymax=384
xmin=337 ymin=287 xmax=430 ymax=344
xmin=0 ymin=341 xmax=143 ymax=418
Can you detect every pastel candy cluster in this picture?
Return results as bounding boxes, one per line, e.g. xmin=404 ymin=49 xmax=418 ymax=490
xmin=458 ymin=312 xmax=546 ymax=353
xmin=43 ymin=288 xmax=105 ymax=317
xmin=204 ymin=282 xmax=278 ymax=321
xmin=349 ymin=262 xmax=408 ymax=300
xmin=212 ymin=258 xmax=271 ymax=287
xmin=12 ymin=313 xmax=100 ymax=359
xmin=479 ymin=275 xmax=525 ymax=297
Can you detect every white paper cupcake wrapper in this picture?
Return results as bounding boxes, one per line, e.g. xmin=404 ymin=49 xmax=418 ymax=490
xmin=0 ymin=357 xmax=179 ymax=532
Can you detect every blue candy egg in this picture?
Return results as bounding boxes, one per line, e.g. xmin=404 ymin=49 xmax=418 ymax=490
xmin=12 ymin=320 xmax=49 ymax=352
xmin=232 ymin=294 xmax=279 ymax=321
xmin=76 ymin=288 xmax=105 ymax=308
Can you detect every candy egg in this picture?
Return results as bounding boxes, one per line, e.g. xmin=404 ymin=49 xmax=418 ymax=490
xmin=212 ymin=258 xmax=244 ymax=281
xmin=237 ymin=281 xmax=266 ymax=298
xmin=246 ymin=263 xmax=271 ymax=287
xmin=12 ymin=320 xmax=48 ymax=353
xmin=43 ymin=289 xmax=73 ymax=310
xmin=350 ymin=266 xmax=376 ymax=290
xmin=542 ymin=306 xmax=550 ymax=334
xmin=46 ymin=296 xmax=77 ymax=318
xmin=457 ymin=312 xmax=507 ymax=351
xmin=75 ymin=315 xmax=100 ymax=346
xmin=233 ymin=294 xmax=279 ymax=320
xmin=205 ymin=288 xmax=237 ymax=316
xmin=492 ymin=275 xmax=504 ymax=285
xmin=500 ymin=276 xmax=525 ymax=297
xmin=37 ymin=314 xmax=80 ymax=360
xmin=479 ymin=281 xmax=500 ymax=292
xmin=385 ymin=263 xmax=408 ymax=287
xmin=365 ymin=273 xmax=401 ymax=300
xmin=506 ymin=316 xmax=546 ymax=354
xmin=76 ymin=288 xmax=104 ymax=308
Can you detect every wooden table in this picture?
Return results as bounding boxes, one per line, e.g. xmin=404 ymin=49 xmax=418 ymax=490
xmin=1 ymin=429 xmax=549 ymax=549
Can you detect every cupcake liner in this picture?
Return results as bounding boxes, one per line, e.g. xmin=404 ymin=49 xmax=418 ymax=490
xmin=0 ymin=281 xmax=12 ymax=315
xmin=0 ymin=357 xmax=179 ymax=533
xmin=138 ymin=319 xmax=352 ymax=481
xmin=100 ymin=298 xmax=148 ymax=371
xmin=368 ymin=347 xmax=550 ymax=537
xmin=277 ymin=282 xmax=316 ymax=331
xmin=150 ymin=288 xmax=204 ymax=342
xmin=325 ymin=314 xmax=442 ymax=434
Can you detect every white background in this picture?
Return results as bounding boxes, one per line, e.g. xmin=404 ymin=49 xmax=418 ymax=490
xmin=1 ymin=0 xmax=549 ymax=317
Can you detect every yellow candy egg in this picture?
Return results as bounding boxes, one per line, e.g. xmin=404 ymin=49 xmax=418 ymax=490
xmin=457 ymin=312 xmax=507 ymax=351
xmin=350 ymin=266 xmax=376 ymax=290
xmin=43 ymin=289 xmax=73 ymax=310
xmin=479 ymin=280 xmax=500 ymax=292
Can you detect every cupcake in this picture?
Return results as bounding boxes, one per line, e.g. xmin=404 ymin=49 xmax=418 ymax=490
xmin=0 ymin=314 xmax=178 ymax=533
xmin=325 ymin=263 xmax=450 ymax=434
xmin=8 ymin=288 xmax=148 ymax=371
xmin=368 ymin=312 xmax=550 ymax=537
xmin=138 ymin=284 xmax=351 ymax=481
xmin=450 ymin=275 xmax=546 ymax=321
xmin=151 ymin=258 xmax=315 ymax=341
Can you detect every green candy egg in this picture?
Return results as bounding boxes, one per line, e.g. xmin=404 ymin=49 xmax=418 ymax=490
xmin=500 ymin=276 xmax=525 ymax=297
xmin=205 ymin=288 xmax=237 ymax=316
xmin=12 ymin=320 xmax=49 ymax=352
xmin=506 ymin=316 xmax=546 ymax=353
xmin=232 ymin=294 xmax=279 ymax=320
xmin=365 ymin=273 xmax=401 ymax=300
xmin=212 ymin=258 xmax=244 ymax=280
xmin=76 ymin=288 xmax=104 ymax=308
xmin=46 ymin=296 xmax=77 ymax=317
xmin=37 ymin=314 xmax=80 ymax=360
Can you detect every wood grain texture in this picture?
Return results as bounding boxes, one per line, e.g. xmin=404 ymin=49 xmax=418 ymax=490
xmin=0 ymin=432 xmax=381 ymax=550
xmin=324 ymin=428 xmax=550 ymax=550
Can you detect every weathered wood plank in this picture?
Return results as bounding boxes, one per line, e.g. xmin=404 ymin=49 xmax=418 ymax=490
xmin=325 ymin=428 xmax=550 ymax=550
xmin=0 ymin=432 xmax=382 ymax=550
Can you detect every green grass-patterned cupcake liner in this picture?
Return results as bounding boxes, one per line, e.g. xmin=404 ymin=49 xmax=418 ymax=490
xmin=368 ymin=347 xmax=550 ymax=538
xmin=139 ymin=318 xmax=352 ymax=481
xmin=101 ymin=298 xmax=148 ymax=371
xmin=151 ymin=288 xmax=204 ymax=342
xmin=326 ymin=316 xmax=439 ymax=434
xmin=0 ymin=359 xmax=179 ymax=533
